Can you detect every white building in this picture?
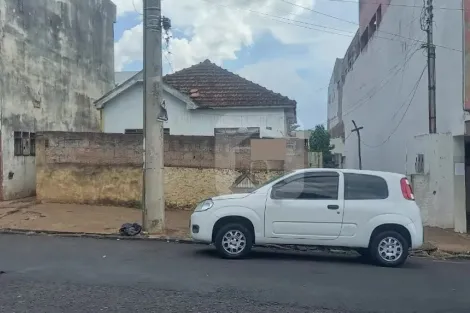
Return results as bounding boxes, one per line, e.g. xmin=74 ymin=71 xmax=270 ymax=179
xmin=327 ymin=0 xmax=469 ymax=232
xmin=95 ymin=60 xmax=297 ymax=139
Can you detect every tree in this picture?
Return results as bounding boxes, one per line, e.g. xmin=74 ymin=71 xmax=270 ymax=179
xmin=309 ymin=124 xmax=336 ymax=168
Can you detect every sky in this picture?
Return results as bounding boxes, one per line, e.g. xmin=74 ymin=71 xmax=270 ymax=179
xmin=112 ymin=0 xmax=359 ymax=130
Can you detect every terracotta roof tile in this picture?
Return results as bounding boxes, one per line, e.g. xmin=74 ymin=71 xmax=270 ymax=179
xmin=163 ymin=59 xmax=296 ymax=108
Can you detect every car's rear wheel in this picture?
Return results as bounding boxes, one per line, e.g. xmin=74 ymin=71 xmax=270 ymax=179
xmin=214 ymin=223 xmax=253 ymax=259
xmin=370 ymin=230 xmax=409 ymax=267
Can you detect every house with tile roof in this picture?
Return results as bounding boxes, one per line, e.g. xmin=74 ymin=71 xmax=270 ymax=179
xmin=94 ymin=60 xmax=297 ymax=138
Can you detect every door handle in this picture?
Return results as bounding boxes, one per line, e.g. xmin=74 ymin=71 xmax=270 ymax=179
xmin=327 ymin=205 xmax=339 ymax=210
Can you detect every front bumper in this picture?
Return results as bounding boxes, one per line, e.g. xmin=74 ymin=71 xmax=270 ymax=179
xmin=190 ymin=211 xmax=215 ymax=243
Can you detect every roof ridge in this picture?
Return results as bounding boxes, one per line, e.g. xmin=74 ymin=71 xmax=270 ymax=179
xmin=161 ymin=59 xmax=297 ymax=108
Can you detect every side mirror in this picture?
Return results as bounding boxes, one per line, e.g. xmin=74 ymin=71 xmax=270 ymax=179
xmin=271 ymin=187 xmax=283 ymax=199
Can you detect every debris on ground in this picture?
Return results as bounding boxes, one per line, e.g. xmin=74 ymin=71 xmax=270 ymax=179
xmin=119 ymin=223 xmax=142 ymax=236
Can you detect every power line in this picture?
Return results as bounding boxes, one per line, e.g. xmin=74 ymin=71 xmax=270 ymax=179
xmin=200 ymin=0 xmax=432 ymax=48
xmin=360 ymin=64 xmax=427 ymax=148
xmin=320 ymin=0 xmax=464 ymax=11
xmin=164 ymin=51 xmax=174 ymax=73
xmin=341 ymin=41 xmax=423 ymax=117
xmin=278 ymin=0 xmax=462 ymax=52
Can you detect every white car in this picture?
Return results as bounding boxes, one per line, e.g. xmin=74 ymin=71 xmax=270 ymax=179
xmin=190 ymin=168 xmax=424 ymax=267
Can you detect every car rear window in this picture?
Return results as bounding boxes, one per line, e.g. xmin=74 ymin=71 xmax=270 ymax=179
xmin=344 ymin=173 xmax=389 ymax=200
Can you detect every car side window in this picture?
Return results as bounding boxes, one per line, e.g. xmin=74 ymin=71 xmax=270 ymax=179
xmin=344 ymin=173 xmax=389 ymax=200
xmin=271 ymin=172 xmax=339 ymax=200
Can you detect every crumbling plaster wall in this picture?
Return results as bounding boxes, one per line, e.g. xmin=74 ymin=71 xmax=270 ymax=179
xmin=0 ymin=0 xmax=116 ymax=199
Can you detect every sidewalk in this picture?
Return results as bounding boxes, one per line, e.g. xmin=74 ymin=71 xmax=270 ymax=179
xmin=0 ymin=198 xmax=191 ymax=239
xmin=1 ymin=199 xmax=470 ymax=256
xmin=424 ymin=227 xmax=470 ymax=254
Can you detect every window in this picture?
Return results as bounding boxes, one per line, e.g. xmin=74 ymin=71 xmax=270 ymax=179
xmin=377 ymin=5 xmax=382 ymax=26
xmin=22 ymin=132 xmax=30 ymax=155
xmin=369 ymin=14 xmax=377 ymax=36
xmin=14 ymin=131 xmax=35 ymax=156
xmin=214 ymin=127 xmax=260 ymax=138
xmin=30 ymin=133 xmax=36 ymax=156
xmin=124 ymin=128 xmax=169 ymax=134
xmin=271 ymin=172 xmax=339 ymax=200
xmin=344 ymin=173 xmax=389 ymax=200
xmin=14 ymin=132 xmax=22 ymax=156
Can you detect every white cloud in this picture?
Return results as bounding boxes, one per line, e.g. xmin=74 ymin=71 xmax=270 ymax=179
xmin=112 ymin=0 xmax=142 ymax=17
xmin=113 ymin=0 xmax=329 ymax=71
xmin=112 ymin=0 xmax=358 ymax=127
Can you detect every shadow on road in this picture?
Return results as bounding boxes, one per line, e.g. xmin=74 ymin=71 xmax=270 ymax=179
xmin=193 ymin=246 xmax=424 ymax=269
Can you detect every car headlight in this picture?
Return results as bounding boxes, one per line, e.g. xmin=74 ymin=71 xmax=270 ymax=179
xmin=194 ymin=199 xmax=214 ymax=212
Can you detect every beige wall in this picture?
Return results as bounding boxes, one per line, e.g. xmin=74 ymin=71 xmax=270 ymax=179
xmin=37 ymin=165 xmax=281 ymax=209
xmin=36 ymin=132 xmax=302 ymax=208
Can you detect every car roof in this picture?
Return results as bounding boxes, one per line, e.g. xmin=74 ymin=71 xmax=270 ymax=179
xmin=293 ymin=168 xmax=405 ymax=179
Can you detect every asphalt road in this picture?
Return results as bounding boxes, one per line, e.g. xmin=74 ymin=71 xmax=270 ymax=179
xmin=1 ymin=234 xmax=469 ymax=313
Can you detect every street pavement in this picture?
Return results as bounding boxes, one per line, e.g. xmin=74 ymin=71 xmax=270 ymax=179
xmin=1 ymin=234 xmax=469 ymax=313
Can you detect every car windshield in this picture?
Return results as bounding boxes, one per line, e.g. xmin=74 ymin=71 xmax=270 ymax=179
xmin=252 ymin=170 xmax=296 ymax=192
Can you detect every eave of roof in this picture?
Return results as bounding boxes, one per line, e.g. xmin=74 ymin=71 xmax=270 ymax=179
xmin=94 ymin=71 xmax=198 ymax=110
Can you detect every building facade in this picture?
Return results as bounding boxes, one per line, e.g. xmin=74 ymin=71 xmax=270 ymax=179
xmin=328 ymin=0 xmax=469 ymax=232
xmin=1 ymin=0 xmax=116 ymax=200
xmin=96 ymin=60 xmax=297 ymax=139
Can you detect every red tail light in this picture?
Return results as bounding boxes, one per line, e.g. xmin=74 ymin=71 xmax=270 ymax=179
xmin=400 ymin=178 xmax=414 ymax=200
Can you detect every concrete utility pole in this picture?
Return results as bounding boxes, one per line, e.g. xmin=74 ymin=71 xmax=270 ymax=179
xmin=351 ymin=120 xmax=363 ymax=170
xmin=142 ymin=0 xmax=165 ymax=233
xmin=425 ymin=0 xmax=436 ymax=133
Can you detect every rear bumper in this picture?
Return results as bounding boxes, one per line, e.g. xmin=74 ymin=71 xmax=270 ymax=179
xmin=407 ymin=221 xmax=424 ymax=249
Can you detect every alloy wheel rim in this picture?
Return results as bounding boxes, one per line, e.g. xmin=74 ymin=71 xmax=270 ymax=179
xmin=378 ymin=236 xmax=403 ymax=262
xmin=222 ymin=230 xmax=246 ymax=255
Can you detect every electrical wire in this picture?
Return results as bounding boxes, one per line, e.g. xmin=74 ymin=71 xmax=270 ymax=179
xmin=341 ymin=40 xmax=424 ymax=118
xmin=164 ymin=52 xmax=174 ymax=73
xmin=278 ymin=0 xmax=462 ymax=52
xmin=319 ymin=0 xmax=464 ymax=11
xmin=200 ymin=0 xmax=439 ymax=49
xmin=359 ymin=64 xmax=427 ymax=148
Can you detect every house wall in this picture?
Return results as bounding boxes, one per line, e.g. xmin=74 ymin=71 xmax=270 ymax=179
xmin=102 ymin=84 xmax=288 ymax=138
xmin=340 ymin=0 xmax=465 ymax=230
xmin=0 ymin=0 xmax=116 ymax=200
xmin=35 ymin=131 xmax=307 ymax=208
xmin=327 ymin=60 xmax=342 ymax=132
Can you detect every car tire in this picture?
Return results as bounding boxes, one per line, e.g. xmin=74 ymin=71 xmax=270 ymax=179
xmin=369 ymin=230 xmax=409 ymax=267
xmin=214 ymin=223 xmax=253 ymax=259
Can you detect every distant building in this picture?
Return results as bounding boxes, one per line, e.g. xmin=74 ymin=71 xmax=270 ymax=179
xmin=328 ymin=0 xmax=468 ymax=232
xmin=95 ymin=60 xmax=297 ymax=139
xmin=4 ymin=0 xmax=115 ymax=200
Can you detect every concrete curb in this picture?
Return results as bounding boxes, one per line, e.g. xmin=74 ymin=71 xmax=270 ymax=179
xmin=2 ymin=228 xmax=470 ymax=260
xmin=410 ymin=248 xmax=470 ymax=260
xmin=0 ymin=228 xmax=200 ymax=245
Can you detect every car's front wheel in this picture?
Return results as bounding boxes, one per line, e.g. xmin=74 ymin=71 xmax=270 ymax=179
xmin=370 ymin=230 xmax=409 ymax=267
xmin=214 ymin=223 xmax=253 ymax=259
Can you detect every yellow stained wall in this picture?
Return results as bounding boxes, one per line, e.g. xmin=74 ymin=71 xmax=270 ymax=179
xmin=36 ymin=164 xmax=281 ymax=209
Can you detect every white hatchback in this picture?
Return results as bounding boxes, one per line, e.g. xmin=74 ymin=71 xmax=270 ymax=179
xmin=190 ymin=168 xmax=424 ymax=267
